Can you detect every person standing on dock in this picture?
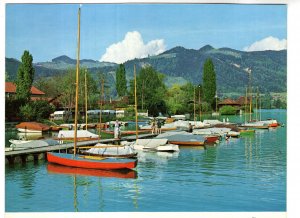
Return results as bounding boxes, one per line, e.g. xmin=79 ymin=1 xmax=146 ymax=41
xmin=151 ymin=119 xmax=155 ymax=134
xmin=154 ymin=118 xmax=158 ymax=134
xmin=114 ymin=120 xmax=120 ymax=139
xmin=157 ymin=119 xmax=162 ymax=134
xmin=188 ymin=123 xmax=193 ymax=133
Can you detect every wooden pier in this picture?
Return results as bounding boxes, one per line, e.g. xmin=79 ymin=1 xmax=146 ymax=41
xmin=5 ymin=134 xmax=154 ymax=165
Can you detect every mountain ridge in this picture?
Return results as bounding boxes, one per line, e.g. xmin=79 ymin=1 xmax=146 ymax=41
xmin=5 ymin=44 xmax=287 ymax=94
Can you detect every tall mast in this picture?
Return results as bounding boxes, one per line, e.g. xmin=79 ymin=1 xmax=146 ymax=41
xmin=198 ymin=87 xmax=201 ymax=121
xmin=74 ymin=6 xmax=81 ymax=155
xmin=134 ymin=65 xmax=138 ymax=140
xmin=255 ymin=87 xmax=258 ymax=121
xmin=249 ymin=68 xmax=252 ymax=121
xmin=85 ymin=70 xmax=88 ymax=130
xmin=244 ymin=87 xmax=248 ymax=124
xmin=98 ymin=78 xmax=104 ymax=140
xmin=193 ymin=87 xmax=196 ymax=125
xmin=142 ymin=80 xmax=144 ymax=111
xmin=257 ymin=88 xmax=261 ymax=121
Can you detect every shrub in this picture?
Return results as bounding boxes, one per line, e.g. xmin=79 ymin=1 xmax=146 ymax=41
xmin=219 ymin=106 xmax=237 ymax=115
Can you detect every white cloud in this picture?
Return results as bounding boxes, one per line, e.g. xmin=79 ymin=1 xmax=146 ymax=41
xmin=243 ymin=36 xmax=287 ymax=52
xmin=100 ymin=31 xmax=166 ymax=64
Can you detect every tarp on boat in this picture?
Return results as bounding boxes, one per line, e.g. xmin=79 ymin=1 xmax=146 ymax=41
xmin=155 ymin=131 xmax=206 ymax=143
xmin=16 ymin=122 xmax=50 ymax=131
xmin=132 ymin=139 xmax=168 ymax=148
xmin=10 ymin=139 xmax=59 ymax=149
xmin=86 ymin=143 xmax=136 ymax=156
xmin=193 ymin=128 xmax=231 ymax=135
xmin=57 ymin=130 xmax=99 ymax=138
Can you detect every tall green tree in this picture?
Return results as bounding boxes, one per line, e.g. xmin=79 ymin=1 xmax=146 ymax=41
xmin=15 ymin=50 xmax=35 ymax=103
xmin=116 ymin=64 xmax=127 ymax=97
xmin=129 ymin=66 xmax=167 ymax=116
xmin=202 ymin=58 xmax=216 ymax=108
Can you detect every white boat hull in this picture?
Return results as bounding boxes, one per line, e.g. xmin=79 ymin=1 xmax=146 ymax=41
xmin=17 ymin=128 xmax=42 ymax=133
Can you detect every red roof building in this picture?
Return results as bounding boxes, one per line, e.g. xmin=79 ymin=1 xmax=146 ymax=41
xmin=218 ymin=98 xmax=241 ymax=107
xmin=5 ymin=82 xmax=45 ymax=98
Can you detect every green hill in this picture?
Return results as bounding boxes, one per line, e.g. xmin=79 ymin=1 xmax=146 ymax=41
xmin=5 ymin=45 xmax=286 ymax=95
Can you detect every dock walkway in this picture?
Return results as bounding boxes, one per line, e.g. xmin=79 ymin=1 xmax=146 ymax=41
xmin=5 ymin=134 xmax=154 ymax=165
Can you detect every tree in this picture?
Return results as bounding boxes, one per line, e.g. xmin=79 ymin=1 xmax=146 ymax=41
xmin=116 ymin=64 xmax=127 ymax=97
xmin=202 ymin=58 xmax=216 ymax=108
xmin=15 ymin=50 xmax=35 ymax=103
xmin=55 ymin=68 xmax=98 ymax=111
xmin=129 ymin=66 xmax=167 ymax=116
xmin=19 ymin=100 xmax=55 ymax=121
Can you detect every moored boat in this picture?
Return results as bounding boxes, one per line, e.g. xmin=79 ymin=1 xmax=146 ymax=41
xmin=204 ymin=135 xmax=220 ymax=143
xmin=47 ymin=7 xmax=138 ymax=171
xmin=156 ymin=131 xmax=207 ymax=146
xmin=16 ymin=122 xmax=50 ymax=133
xmin=56 ymin=130 xmax=99 ymax=142
xmin=124 ymin=138 xmax=179 ymax=152
xmin=103 ymin=129 xmax=151 ymax=135
xmin=226 ymin=131 xmax=240 ymax=138
xmin=47 ymin=152 xmax=137 ymax=170
xmin=239 ymin=121 xmax=269 ymax=129
xmin=10 ymin=139 xmax=59 ymax=149
xmin=82 ymin=143 xmax=137 ymax=158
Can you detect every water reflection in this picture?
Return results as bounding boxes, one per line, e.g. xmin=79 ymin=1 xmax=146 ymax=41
xmin=47 ymin=163 xmax=138 ymax=212
xmin=73 ymin=175 xmax=78 ymax=212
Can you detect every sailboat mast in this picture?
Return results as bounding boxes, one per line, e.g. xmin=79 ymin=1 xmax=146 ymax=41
xmin=74 ymin=7 xmax=81 ymax=155
xmin=198 ymin=87 xmax=201 ymax=121
xmin=134 ymin=65 xmax=138 ymax=140
xmin=194 ymin=87 xmax=196 ymax=125
xmin=244 ymin=87 xmax=248 ymax=124
xmin=98 ymin=78 xmax=104 ymax=140
xmin=255 ymin=87 xmax=258 ymax=121
xmin=259 ymin=88 xmax=261 ymax=121
xmin=85 ymin=70 xmax=88 ymax=130
xmin=249 ymin=69 xmax=252 ymax=121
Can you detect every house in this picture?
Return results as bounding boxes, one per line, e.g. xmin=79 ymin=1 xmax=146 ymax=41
xmin=5 ymin=82 xmax=45 ymax=99
xmin=218 ymin=98 xmax=241 ymax=108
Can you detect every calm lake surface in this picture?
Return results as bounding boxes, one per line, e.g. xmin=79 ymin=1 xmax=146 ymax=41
xmin=5 ymin=109 xmax=286 ymax=212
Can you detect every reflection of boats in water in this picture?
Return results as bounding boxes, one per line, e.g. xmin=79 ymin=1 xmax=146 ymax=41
xmin=47 ymin=163 xmax=137 ymax=179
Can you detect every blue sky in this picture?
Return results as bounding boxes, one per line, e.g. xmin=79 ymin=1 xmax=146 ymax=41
xmin=5 ymin=3 xmax=287 ymax=63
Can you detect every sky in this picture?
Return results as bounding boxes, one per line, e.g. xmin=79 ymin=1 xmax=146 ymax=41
xmin=5 ymin=3 xmax=287 ymax=63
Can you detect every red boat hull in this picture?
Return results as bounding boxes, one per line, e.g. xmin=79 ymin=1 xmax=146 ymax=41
xmin=168 ymin=141 xmax=204 ymax=146
xmin=269 ymin=123 xmax=279 ymax=127
xmin=204 ymin=136 xmax=219 ymax=143
xmin=47 ymin=152 xmax=137 ymax=170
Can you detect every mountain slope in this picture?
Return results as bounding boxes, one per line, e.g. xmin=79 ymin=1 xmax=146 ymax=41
xmin=5 ymin=45 xmax=286 ymax=94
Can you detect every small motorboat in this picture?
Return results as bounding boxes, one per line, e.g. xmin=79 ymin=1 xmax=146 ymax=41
xmin=16 ymin=122 xmax=50 ymax=133
xmin=123 ymin=139 xmax=179 ymax=152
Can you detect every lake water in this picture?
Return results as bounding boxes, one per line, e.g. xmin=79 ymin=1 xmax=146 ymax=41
xmin=5 ymin=109 xmax=286 ymax=212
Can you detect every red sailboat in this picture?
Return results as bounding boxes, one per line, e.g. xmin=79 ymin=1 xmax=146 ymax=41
xmin=47 ymin=7 xmax=137 ymax=170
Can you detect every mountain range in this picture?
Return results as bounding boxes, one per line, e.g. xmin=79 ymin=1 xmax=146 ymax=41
xmin=5 ymin=45 xmax=287 ymax=95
